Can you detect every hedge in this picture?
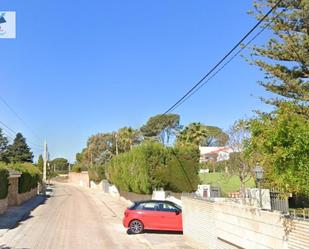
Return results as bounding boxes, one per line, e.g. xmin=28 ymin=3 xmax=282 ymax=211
xmin=107 ymin=142 xmax=200 ymax=194
xmin=88 ymin=165 xmax=106 ymax=183
xmin=0 ymin=164 xmax=9 ymax=199
xmin=8 ymin=163 xmax=41 ymax=193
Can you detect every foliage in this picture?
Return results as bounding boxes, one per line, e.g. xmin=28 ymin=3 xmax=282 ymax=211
xmin=37 ymin=155 xmax=43 ymax=173
xmin=7 ymin=133 xmax=33 ymax=163
xmin=140 ymin=114 xmax=180 ymax=145
xmin=200 ymin=172 xmax=255 ymax=197
xmin=176 ymin=122 xmax=228 ymax=147
xmin=71 ymin=164 xmax=82 ymax=173
xmin=246 ymin=103 xmax=309 ymax=195
xmin=50 ymin=158 xmax=69 ymax=173
xmin=117 ymin=127 xmax=142 ymax=153
xmin=8 ymin=163 xmax=41 ymax=193
xmin=226 ymin=120 xmax=254 ymax=197
xmin=249 ymin=0 xmax=309 ymax=116
xmin=163 ymin=146 xmax=200 ymax=192
xmin=0 ymin=163 xmax=9 ymax=199
xmin=0 ymin=128 xmax=9 ymax=163
xmin=88 ymin=165 xmax=106 ymax=183
xmin=107 ymin=142 xmax=199 ymax=194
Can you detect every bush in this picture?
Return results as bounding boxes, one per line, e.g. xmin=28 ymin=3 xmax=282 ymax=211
xmin=71 ymin=164 xmax=82 ymax=173
xmin=0 ymin=164 xmax=9 ymax=199
xmin=8 ymin=163 xmax=41 ymax=193
xmin=107 ymin=142 xmax=200 ymax=194
xmin=88 ymin=165 xmax=106 ymax=183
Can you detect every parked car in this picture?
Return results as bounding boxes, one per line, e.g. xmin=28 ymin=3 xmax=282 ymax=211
xmin=123 ymin=200 xmax=182 ymax=234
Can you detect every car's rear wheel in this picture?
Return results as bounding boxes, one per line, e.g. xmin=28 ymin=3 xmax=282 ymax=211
xmin=129 ymin=220 xmax=144 ymax=234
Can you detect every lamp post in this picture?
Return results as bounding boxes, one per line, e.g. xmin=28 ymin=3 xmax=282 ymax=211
xmin=253 ymin=165 xmax=264 ymax=208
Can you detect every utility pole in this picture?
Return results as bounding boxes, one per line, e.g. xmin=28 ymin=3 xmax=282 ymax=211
xmin=43 ymin=141 xmax=48 ymax=195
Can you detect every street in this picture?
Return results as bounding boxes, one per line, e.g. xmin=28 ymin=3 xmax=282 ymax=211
xmin=0 ymin=183 xmax=191 ymax=249
xmin=0 ymin=183 xmax=150 ymax=249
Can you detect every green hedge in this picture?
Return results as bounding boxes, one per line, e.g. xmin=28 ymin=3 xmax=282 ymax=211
xmin=0 ymin=164 xmax=9 ymax=199
xmin=107 ymin=142 xmax=200 ymax=194
xmin=88 ymin=165 xmax=106 ymax=183
xmin=9 ymin=163 xmax=41 ymax=193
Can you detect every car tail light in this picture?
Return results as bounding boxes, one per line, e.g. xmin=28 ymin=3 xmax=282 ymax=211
xmin=124 ymin=210 xmax=129 ymax=217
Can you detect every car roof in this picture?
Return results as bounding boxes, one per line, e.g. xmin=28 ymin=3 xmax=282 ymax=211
xmin=134 ymin=200 xmax=178 ymax=205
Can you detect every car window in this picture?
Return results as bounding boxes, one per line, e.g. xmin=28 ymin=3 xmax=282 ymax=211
xmin=160 ymin=203 xmax=179 ymax=212
xmin=136 ymin=202 xmax=160 ymax=211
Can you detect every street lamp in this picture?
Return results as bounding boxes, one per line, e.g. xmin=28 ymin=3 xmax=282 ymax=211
xmin=253 ymin=165 xmax=264 ymax=208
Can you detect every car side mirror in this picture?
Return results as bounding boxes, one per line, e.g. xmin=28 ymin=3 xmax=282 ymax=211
xmin=175 ymin=210 xmax=181 ymax=215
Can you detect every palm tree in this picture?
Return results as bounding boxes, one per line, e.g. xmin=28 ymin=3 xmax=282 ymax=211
xmin=177 ymin=122 xmax=208 ymax=146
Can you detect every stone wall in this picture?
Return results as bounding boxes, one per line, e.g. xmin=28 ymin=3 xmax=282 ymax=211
xmin=17 ymin=188 xmax=37 ymax=205
xmin=182 ymin=196 xmax=289 ymax=249
xmin=8 ymin=177 xmax=19 ymax=206
xmin=0 ymin=198 xmax=8 ymax=214
xmin=68 ymin=172 xmax=89 ymax=187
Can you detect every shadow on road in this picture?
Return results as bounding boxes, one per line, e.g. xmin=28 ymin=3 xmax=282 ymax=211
xmin=127 ymin=229 xmax=183 ymax=235
xmin=0 ymin=189 xmax=52 ymax=232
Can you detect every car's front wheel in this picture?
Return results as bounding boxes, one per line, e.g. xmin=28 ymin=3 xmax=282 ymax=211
xmin=129 ymin=220 xmax=144 ymax=234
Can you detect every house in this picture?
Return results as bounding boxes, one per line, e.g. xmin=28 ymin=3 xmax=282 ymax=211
xmin=199 ymin=146 xmax=234 ymax=163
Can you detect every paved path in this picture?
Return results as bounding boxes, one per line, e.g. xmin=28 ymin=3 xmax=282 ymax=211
xmin=0 ymin=183 xmax=192 ymax=249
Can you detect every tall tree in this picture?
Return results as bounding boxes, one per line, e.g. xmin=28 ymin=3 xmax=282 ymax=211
xmin=50 ymin=158 xmax=69 ymax=173
xmin=176 ymin=122 xmax=209 ymax=146
xmin=176 ymin=123 xmax=228 ymax=147
xmin=117 ymin=127 xmax=142 ymax=152
xmin=249 ymin=0 xmax=309 ymax=115
xmin=227 ymin=120 xmax=254 ymax=198
xmin=0 ymin=128 xmax=9 ymax=163
xmin=246 ymin=103 xmax=309 ymax=195
xmin=141 ymin=114 xmax=180 ymax=145
xmin=7 ymin=133 xmax=33 ymax=163
xmin=37 ymin=154 xmax=44 ymax=173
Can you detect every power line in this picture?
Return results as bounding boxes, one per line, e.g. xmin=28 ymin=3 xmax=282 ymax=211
xmin=167 ymin=8 xmax=286 ymax=113
xmin=156 ymin=0 xmax=284 ymax=189
xmin=0 ymin=95 xmax=43 ymax=143
xmin=162 ymin=0 xmax=284 ymax=115
xmin=0 ymin=119 xmax=42 ymax=148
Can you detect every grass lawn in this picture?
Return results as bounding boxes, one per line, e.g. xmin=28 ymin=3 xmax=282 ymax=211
xmin=199 ymin=172 xmax=256 ymax=197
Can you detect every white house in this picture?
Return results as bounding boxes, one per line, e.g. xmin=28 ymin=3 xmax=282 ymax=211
xmin=199 ymin=146 xmax=234 ymax=163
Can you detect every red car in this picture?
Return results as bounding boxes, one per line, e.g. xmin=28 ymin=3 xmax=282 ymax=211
xmin=123 ymin=200 xmax=182 ymax=234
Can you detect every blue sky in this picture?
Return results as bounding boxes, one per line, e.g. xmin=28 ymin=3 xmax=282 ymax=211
xmin=0 ymin=1 xmax=275 ymax=162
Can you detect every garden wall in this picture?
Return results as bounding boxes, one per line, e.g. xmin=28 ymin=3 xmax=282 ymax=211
xmin=182 ymin=196 xmax=309 ymax=249
xmin=0 ymin=198 xmax=8 ymax=214
xmin=68 ymin=172 xmax=89 ymax=187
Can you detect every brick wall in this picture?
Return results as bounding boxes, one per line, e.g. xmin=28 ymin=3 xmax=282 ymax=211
xmin=68 ymin=172 xmax=89 ymax=187
xmin=182 ymin=196 xmax=289 ymax=249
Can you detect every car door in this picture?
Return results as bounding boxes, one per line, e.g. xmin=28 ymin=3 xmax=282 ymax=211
xmin=136 ymin=202 xmax=162 ymax=229
xmin=157 ymin=202 xmax=182 ymax=231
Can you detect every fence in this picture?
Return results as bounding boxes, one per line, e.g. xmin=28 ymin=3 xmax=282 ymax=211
xmin=270 ymin=190 xmax=289 ymax=213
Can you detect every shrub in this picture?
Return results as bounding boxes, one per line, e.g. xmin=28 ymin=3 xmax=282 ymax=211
xmin=71 ymin=164 xmax=82 ymax=173
xmin=88 ymin=165 xmax=106 ymax=183
xmin=107 ymin=142 xmax=200 ymax=194
xmin=8 ymin=163 xmax=41 ymax=193
xmin=0 ymin=164 xmax=9 ymax=199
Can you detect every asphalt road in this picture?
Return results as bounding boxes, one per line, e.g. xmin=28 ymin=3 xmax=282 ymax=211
xmin=0 ymin=183 xmax=151 ymax=249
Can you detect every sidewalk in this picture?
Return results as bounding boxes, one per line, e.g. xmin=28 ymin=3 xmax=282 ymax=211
xmin=0 ymin=195 xmax=46 ymax=238
xmin=81 ymin=186 xmax=193 ymax=249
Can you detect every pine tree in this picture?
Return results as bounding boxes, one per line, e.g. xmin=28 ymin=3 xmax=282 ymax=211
xmin=250 ymin=0 xmax=309 ymax=115
xmin=7 ymin=133 xmax=34 ymax=163
xmin=0 ymin=128 xmax=9 ymax=163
